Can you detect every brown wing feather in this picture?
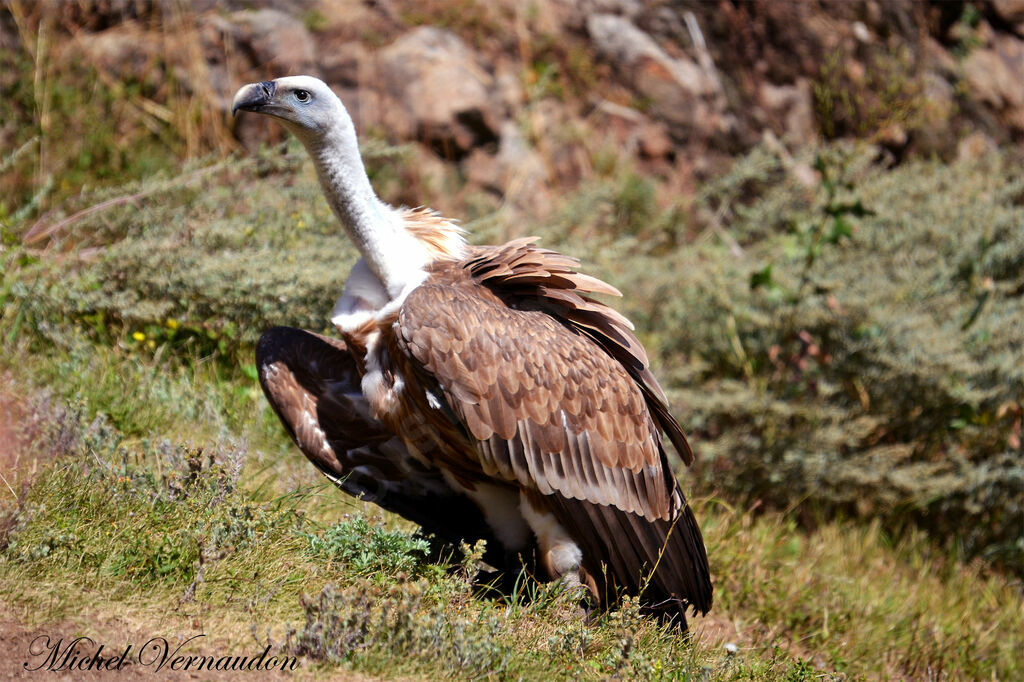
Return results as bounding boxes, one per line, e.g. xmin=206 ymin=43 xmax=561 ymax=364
xmin=467 ymin=242 xmax=690 ymax=464
xmin=394 ymin=242 xmax=712 ymax=615
xmin=255 ymin=326 xmax=511 ymax=563
xmin=399 ymin=284 xmax=672 ymax=520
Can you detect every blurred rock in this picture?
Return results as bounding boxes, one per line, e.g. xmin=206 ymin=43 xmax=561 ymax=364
xmin=64 ymin=21 xmax=160 ymax=84
xmin=992 ymin=0 xmax=1024 ymax=23
xmin=24 ymin=0 xmax=1024 ymax=189
xmin=493 ymin=60 xmax=525 ymax=115
xmin=636 ymin=121 xmax=674 ymax=159
xmin=556 ymin=0 xmax=642 ymax=31
xmin=922 ymin=37 xmax=957 ymax=78
xmin=760 ymin=79 xmax=816 ymax=145
xmin=957 ymin=131 xmax=998 ymax=161
xmin=974 ymin=19 xmax=997 ymax=48
xmin=320 ymin=41 xmax=371 ymax=88
xmin=387 ymin=143 xmax=454 ymax=210
xmin=376 ymin=27 xmax=500 ymax=158
xmin=464 ymin=121 xmax=550 ymax=215
xmin=913 ymin=70 xmax=957 ymax=157
xmin=852 ymin=21 xmax=872 ymax=43
xmin=963 ymin=35 xmax=1024 ymax=132
xmin=590 ymin=100 xmax=643 ymax=152
xmin=586 ymin=13 xmax=732 ymax=142
xmin=584 ymin=0 xmax=644 ymax=20
xmin=523 ymin=99 xmax=589 ymax=186
xmin=312 ymin=0 xmax=385 ymax=33
xmin=587 ymin=13 xmax=710 ymax=96
xmin=463 ymin=148 xmax=501 ymax=191
xmin=589 ymin=100 xmax=674 ymax=162
xmin=226 ymin=9 xmax=317 ymax=75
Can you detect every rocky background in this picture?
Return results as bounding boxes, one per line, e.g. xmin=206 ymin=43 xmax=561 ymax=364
xmin=4 ymin=0 xmax=1024 ymax=218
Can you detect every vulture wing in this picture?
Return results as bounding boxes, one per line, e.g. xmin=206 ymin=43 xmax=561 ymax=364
xmin=394 ymin=242 xmax=712 ymax=618
xmin=255 ymin=326 xmax=509 ymax=563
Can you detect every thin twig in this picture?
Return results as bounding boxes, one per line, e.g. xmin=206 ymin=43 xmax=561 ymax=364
xmin=0 ymin=136 xmax=39 ymax=175
xmin=0 ymin=471 xmax=17 ymax=500
xmin=697 ymin=200 xmax=745 ymax=259
xmin=683 ymin=11 xmax=725 ymax=101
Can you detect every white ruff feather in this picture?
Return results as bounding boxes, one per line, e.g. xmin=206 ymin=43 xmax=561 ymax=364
xmin=330 ymin=258 xmax=387 ymax=329
xmin=307 ymin=125 xmax=429 ymax=301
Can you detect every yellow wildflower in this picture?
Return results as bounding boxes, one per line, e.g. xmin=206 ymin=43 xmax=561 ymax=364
xmin=166 ymin=318 xmax=179 ymax=330
xmin=132 ymin=331 xmax=145 ymax=342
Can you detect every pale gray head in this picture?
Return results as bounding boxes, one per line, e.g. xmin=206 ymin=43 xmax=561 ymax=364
xmin=232 ymin=75 xmax=351 ymax=145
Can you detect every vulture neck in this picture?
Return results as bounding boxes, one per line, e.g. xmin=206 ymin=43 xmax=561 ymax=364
xmin=306 ymin=122 xmax=427 ymax=299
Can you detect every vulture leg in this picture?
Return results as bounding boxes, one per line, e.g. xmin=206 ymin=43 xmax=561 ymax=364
xmin=520 ymin=491 xmax=598 ymax=602
xmin=256 ymin=326 xmax=508 ymax=564
xmin=541 ymin=488 xmax=711 ymax=630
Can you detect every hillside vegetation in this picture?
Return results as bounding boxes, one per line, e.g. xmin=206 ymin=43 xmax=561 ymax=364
xmin=1 ymin=1 xmax=1023 ymax=680
xmin=2 ymin=139 xmax=1022 ymax=679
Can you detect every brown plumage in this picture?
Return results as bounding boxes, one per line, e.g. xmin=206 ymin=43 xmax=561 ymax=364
xmin=384 ymin=241 xmax=711 ymax=619
xmin=235 ymin=75 xmax=712 ymax=627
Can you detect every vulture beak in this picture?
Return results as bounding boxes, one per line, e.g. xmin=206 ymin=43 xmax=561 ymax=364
xmin=232 ymin=80 xmax=276 ymax=116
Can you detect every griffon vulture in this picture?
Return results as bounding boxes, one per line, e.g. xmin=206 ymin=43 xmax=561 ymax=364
xmin=232 ymin=76 xmax=712 ymax=625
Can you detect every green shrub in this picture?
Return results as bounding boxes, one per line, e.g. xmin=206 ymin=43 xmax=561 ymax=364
xmin=552 ymin=143 xmax=1024 ymax=577
xmin=301 ymin=517 xmax=431 ymax=578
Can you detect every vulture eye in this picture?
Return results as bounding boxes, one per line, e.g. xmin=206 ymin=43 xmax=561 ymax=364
xmin=294 ymin=90 xmax=311 ymax=103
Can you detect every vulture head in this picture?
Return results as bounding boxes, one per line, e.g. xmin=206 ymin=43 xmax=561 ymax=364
xmin=232 ymin=75 xmax=354 ymax=145
xmin=231 ymin=75 xmax=435 ymax=299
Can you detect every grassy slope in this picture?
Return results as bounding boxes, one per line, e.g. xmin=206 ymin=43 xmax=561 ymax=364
xmin=1 ymin=142 xmax=1022 ymax=680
